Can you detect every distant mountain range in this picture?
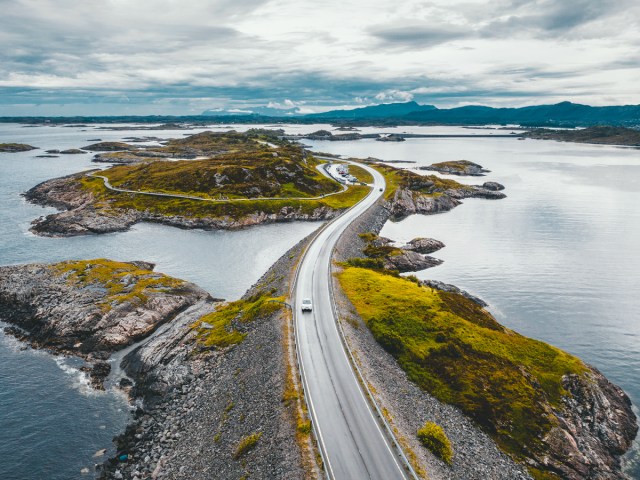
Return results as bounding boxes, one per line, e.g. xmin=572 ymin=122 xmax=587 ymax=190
xmin=298 ymin=101 xmax=640 ymax=127
xmin=3 ymin=101 xmax=640 ymax=127
xmin=200 ymin=101 xmax=640 ymax=127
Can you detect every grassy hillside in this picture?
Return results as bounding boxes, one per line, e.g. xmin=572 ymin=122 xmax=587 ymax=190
xmin=70 ymin=131 xmax=373 ymax=222
xmin=99 ymin=132 xmax=340 ymax=200
xmin=337 ymin=266 xmax=586 ymax=467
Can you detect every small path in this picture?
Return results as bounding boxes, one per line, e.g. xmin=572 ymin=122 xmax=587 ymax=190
xmin=88 ymin=172 xmax=352 ymax=203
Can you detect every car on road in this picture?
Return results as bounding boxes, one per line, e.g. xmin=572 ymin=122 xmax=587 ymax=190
xmin=379 ymin=187 xmax=383 ymax=191
xmin=301 ymin=298 xmax=313 ymax=312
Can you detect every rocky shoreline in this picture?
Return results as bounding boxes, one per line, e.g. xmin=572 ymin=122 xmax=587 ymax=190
xmin=23 ymin=165 xmax=504 ymax=238
xmin=0 ymin=244 xmax=314 ymax=479
xmin=0 ymin=260 xmax=216 ymax=389
xmin=24 ymin=172 xmax=339 ymax=237
xmin=332 ymin=193 xmax=638 ymax=479
xmin=96 ymin=234 xmax=316 ymax=479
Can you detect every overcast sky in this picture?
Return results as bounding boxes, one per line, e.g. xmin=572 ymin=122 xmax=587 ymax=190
xmin=2 ymin=0 xmax=639 ymax=115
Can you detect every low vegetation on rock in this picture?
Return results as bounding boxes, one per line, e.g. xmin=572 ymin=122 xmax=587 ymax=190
xmin=337 ymin=265 xmax=637 ymax=479
xmin=234 ymin=432 xmax=263 ymax=459
xmin=417 ymin=422 xmax=453 ymax=465
xmin=26 ymin=130 xmax=373 ymax=236
xmin=192 ymin=293 xmax=284 ymax=349
xmin=419 ymin=160 xmax=489 ymax=176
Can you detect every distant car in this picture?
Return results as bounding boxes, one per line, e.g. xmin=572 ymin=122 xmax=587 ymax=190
xmin=379 ymin=187 xmax=383 ymax=191
xmin=301 ymin=298 xmax=313 ymax=312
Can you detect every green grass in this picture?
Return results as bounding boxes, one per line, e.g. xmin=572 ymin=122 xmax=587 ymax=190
xmin=417 ymin=422 xmax=453 ymax=465
xmin=192 ymin=295 xmax=284 ymax=349
xmin=53 ymin=259 xmax=184 ymax=312
xmin=347 ymin=164 xmax=374 ymax=184
xmin=80 ymin=175 xmax=369 ymax=221
xmin=234 ymin=432 xmax=262 ymax=459
xmin=337 ymin=266 xmax=586 ymax=464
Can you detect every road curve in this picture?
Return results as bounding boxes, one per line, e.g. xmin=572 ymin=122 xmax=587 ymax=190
xmin=294 ymin=161 xmax=411 ymax=480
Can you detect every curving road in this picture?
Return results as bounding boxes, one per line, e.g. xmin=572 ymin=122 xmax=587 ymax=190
xmin=294 ymin=161 xmax=412 ymax=480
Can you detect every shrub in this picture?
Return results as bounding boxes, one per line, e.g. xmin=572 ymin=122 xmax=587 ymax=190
xmin=417 ymin=422 xmax=453 ymax=465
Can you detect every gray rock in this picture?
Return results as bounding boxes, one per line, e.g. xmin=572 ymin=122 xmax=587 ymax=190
xmin=402 ymin=237 xmax=445 ymax=254
xmin=383 ymin=251 xmax=443 ymax=273
xmin=482 ymin=181 xmax=505 ymax=191
xmin=420 ymin=279 xmax=488 ymax=307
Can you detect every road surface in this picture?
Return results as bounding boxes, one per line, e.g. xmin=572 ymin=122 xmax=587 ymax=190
xmin=294 ymin=161 xmax=411 ymax=480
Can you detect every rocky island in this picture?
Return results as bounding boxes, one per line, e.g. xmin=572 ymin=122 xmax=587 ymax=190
xmin=0 ymin=143 xmax=37 ymax=152
xmin=420 ymin=160 xmax=490 ymax=176
xmin=0 ymin=259 xmax=216 ymax=389
xmin=524 ymin=126 xmax=640 ymax=146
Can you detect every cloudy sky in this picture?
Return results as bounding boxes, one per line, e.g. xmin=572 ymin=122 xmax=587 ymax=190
xmin=2 ymin=0 xmax=639 ymax=115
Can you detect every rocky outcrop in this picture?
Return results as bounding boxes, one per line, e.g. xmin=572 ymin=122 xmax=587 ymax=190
xmin=402 ymin=237 xmax=445 ymax=254
xmin=24 ymin=173 xmax=340 ymax=237
xmin=0 ymin=260 xmax=215 ymax=388
xmin=376 ymin=134 xmax=405 ymax=142
xmin=483 ymin=181 xmax=505 ymax=191
xmin=81 ymin=141 xmax=135 ymax=151
xmin=46 ymin=149 xmax=86 ymax=154
xmin=0 ymin=143 xmax=37 ymax=152
xmin=358 ymin=233 xmax=443 ymax=273
xmin=420 ymin=160 xmax=489 ymax=176
xmin=383 ymin=250 xmax=442 ymax=272
xmin=92 ymin=150 xmax=172 ymax=164
xmin=384 ymin=183 xmax=506 ymax=220
xmin=421 ymin=279 xmax=488 ymax=307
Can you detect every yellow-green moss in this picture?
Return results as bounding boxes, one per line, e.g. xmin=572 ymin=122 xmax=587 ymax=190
xmin=234 ymin=432 xmax=262 ymax=459
xmin=53 ymin=259 xmax=184 ymax=312
xmin=337 ymin=266 xmax=587 ymax=463
xmin=417 ymin=422 xmax=453 ymax=465
xmin=192 ymin=295 xmax=284 ymax=349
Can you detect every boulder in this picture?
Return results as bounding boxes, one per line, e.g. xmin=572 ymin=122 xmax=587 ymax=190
xmin=402 ymin=237 xmax=445 ymax=254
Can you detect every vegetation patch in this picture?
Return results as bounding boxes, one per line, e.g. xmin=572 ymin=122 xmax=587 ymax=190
xmin=346 ymin=164 xmax=374 ymax=184
xmin=417 ymin=422 xmax=453 ymax=465
xmin=234 ymin=432 xmax=263 ymax=459
xmin=192 ymin=294 xmax=284 ymax=349
xmin=337 ymin=266 xmax=587 ymax=464
xmin=53 ymin=259 xmax=184 ymax=312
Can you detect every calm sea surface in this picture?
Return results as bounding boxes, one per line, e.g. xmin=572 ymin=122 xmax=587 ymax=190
xmin=1 ymin=124 xmax=638 ymax=478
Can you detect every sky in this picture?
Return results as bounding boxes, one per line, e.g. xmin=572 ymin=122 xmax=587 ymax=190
xmin=1 ymin=0 xmax=639 ymax=116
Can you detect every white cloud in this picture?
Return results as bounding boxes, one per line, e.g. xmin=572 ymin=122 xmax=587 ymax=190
xmin=0 ymin=0 xmax=639 ymax=114
xmin=375 ymin=90 xmax=415 ymax=103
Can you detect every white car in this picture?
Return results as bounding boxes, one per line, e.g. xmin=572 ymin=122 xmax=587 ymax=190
xmin=301 ymin=298 xmax=313 ymax=312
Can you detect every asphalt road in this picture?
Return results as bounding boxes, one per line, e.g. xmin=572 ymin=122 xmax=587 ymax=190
xmin=294 ymin=161 xmax=410 ymax=480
